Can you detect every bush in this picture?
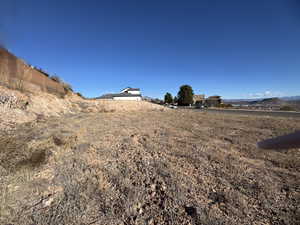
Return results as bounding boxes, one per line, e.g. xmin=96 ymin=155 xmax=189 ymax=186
xmin=218 ymin=103 xmax=232 ymax=108
xmin=76 ymin=92 xmax=84 ymax=98
xmin=62 ymin=82 xmax=73 ymax=93
xmin=280 ymin=105 xmax=295 ymax=111
xmin=50 ymin=75 xmax=62 ymax=83
xmin=35 ymin=67 xmax=50 ymax=77
xmin=50 ymin=75 xmax=73 ymax=93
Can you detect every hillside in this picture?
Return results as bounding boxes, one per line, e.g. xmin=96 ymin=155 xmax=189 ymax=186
xmin=0 ymin=85 xmax=167 ymax=132
xmin=0 ymin=48 xmax=66 ymax=95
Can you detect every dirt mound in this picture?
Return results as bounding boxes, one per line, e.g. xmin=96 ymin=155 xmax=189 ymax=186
xmin=0 ymin=87 xmax=34 ymax=132
xmin=1 ymin=111 xmax=299 ymax=224
xmin=0 ymin=86 xmax=167 ymax=132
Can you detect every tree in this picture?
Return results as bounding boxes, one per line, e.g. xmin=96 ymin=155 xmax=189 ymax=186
xmin=177 ymin=85 xmax=194 ymax=106
xmin=173 ymin=96 xmax=178 ymax=104
xmin=164 ymin=92 xmax=173 ymax=104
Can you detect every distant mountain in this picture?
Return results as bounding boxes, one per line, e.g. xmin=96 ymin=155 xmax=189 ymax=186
xmin=224 ymin=96 xmax=300 ymax=103
xmin=280 ymin=96 xmax=300 ymax=101
xmin=223 ymin=98 xmax=261 ymax=102
xmin=249 ymin=97 xmax=283 ymax=105
xmin=142 ymin=96 xmax=156 ymax=101
xmin=223 ymin=96 xmax=300 ymax=111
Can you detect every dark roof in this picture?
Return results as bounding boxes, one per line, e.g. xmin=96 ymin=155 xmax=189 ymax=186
xmin=121 ymin=87 xmax=140 ymax=92
xmin=207 ymin=95 xmax=221 ymax=99
xmin=97 ymin=93 xmax=142 ymax=99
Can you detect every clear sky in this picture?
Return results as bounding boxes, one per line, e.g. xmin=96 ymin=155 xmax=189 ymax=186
xmin=1 ymin=0 xmax=299 ymax=99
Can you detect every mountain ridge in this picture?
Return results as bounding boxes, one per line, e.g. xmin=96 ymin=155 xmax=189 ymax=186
xmin=224 ymin=96 xmax=300 ymax=102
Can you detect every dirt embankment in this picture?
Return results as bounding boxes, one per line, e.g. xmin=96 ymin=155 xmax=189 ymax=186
xmin=0 ymin=48 xmax=66 ymax=95
xmin=0 ymin=110 xmax=299 ymax=225
xmin=0 ymin=86 xmax=166 ymax=132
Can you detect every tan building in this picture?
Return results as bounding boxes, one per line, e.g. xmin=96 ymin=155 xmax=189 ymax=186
xmin=206 ymin=96 xmax=222 ymax=107
xmin=193 ymin=94 xmax=205 ymax=104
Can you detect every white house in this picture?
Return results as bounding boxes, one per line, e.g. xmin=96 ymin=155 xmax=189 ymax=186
xmin=98 ymin=87 xmax=142 ymax=101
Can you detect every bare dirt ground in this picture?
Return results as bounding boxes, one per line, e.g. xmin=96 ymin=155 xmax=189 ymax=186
xmin=1 ymin=110 xmax=300 ymax=225
xmin=0 ymin=86 xmax=166 ymax=132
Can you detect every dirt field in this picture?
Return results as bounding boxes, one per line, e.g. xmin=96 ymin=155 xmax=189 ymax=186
xmin=1 ymin=110 xmax=300 ymax=225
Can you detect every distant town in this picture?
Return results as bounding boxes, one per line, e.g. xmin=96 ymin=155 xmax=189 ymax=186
xmin=143 ymin=85 xmax=300 ymax=112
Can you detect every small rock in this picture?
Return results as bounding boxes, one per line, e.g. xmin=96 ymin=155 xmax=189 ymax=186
xmin=150 ymin=184 xmax=156 ymax=191
xmin=44 ymin=197 xmax=54 ymax=206
xmin=147 ymin=218 xmax=154 ymax=225
xmin=184 ymin=206 xmax=197 ymax=217
xmin=137 ymin=202 xmax=142 ymax=208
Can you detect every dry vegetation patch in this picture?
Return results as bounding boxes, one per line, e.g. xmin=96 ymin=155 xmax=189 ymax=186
xmin=0 ymin=86 xmax=166 ymax=132
xmin=0 ymin=110 xmax=299 ymax=224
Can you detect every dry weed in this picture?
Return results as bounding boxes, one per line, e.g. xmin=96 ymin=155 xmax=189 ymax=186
xmin=0 ymin=110 xmax=299 ymax=224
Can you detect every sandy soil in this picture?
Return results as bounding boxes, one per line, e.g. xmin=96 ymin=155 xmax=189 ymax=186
xmin=0 ymin=86 xmax=166 ymax=132
xmin=1 ymin=110 xmax=299 ymax=225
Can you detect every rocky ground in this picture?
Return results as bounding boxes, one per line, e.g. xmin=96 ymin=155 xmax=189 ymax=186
xmin=1 ymin=109 xmax=300 ymax=225
xmin=0 ymin=86 xmax=166 ymax=132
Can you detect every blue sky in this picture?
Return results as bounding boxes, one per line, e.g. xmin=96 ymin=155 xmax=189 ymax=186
xmin=1 ymin=0 xmax=299 ymax=99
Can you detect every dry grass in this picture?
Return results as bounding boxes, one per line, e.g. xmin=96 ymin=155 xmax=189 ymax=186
xmin=0 ymin=86 xmax=166 ymax=132
xmin=0 ymin=110 xmax=300 ymax=225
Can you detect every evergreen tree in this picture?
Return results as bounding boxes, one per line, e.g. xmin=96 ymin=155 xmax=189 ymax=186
xmin=164 ymin=92 xmax=173 ymax=104
xmin=173 ymin=96 xmax=178 ymax=103
xmin=177 ymin=85 xmax=194 ymax=106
